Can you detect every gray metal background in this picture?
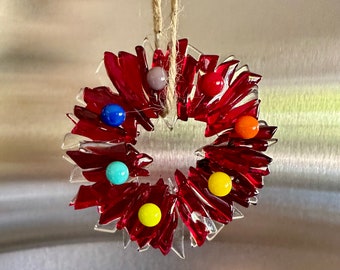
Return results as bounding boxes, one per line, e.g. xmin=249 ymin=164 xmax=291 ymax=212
xmin=0 ymin=0 xmax=339 ymax=269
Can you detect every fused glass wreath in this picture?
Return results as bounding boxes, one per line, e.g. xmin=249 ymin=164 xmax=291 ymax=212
xmin=63 ymin=39 xmax=277 ymax=257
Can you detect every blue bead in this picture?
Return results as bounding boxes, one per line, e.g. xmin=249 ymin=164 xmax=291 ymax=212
xmin=101 ymin=104 xmax=126 ymax=127
xmin=105 ymin=161 xmax=129 ymax=185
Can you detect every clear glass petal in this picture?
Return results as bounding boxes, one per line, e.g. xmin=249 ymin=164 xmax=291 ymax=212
xmin=230 ymin=65 xmax=249 ymax=84
xmin=259 ymin=120 xmax=268 ymax=126
xmin=194 ymin=147 xmax=205 ymax=158
xmin=190 ymin=235 xmax=198 ymax=248
xmin=76 ymin=88 xmax=86 ymax=105
xmin=171 ymin=220 xmax=185 ymax=259
xmin=267 ymin=138 xmax=279 ymax=147
xmin=249 ymin=196 xmax=258 ymax=205
xmin=187 ymin=44 xmax=203 ymax=61
xmin=137 ymin=243 xmax=150 ymax=253
xmin=207 ymin=221 xmax=225 ymax=241
xmin=222 ymin=55 xmax=236 ymax=62
xmin=62 ymin=154 xmax=75 ymax=165
xmin=94 ymin=219 xmax=118 ymax=233
xmin=232 ymin=206 xmax=245 ymax=220
xmin=202 ymin=216 xmax=216 ymax=234
xmin=161 ymin=112 xmax=178 ymax=131
xmin=62 ymin=133 xmax=87 ymax=150
xmin=122 ymin=228 xmax=131 ymax=249
xmin=95 ymin=60 xmax=117 ymax=92
xmin=232 ymin=87 xmax=258 ymax=108
xmin=167 ymin=177 xmax=177 ymax=194
xmin=142 ymin=37 xmax=156 ymax=64
xmin=66 ymin=113 xmax=79 ymax=124
xmin=69 ymin=165 xmax=89 ymax=183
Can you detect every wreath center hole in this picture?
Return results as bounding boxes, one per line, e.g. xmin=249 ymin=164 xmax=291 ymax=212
xmin=136 ymin=118 xmax=212 ymax=183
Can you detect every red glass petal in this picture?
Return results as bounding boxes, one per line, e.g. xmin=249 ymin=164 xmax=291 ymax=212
xmin=174 ymin=39 xmax=188 ymax=74
xmin=176 ymin=202 xmax=208 ymax=246
xmin=135 ymin=46 xmax=163 ymax=116
xmin=99 ymin=183 xmax=140 ymax=224
xmin=203 ymin=145 xmax=272 ymax=169
xmin=188 ymin=167 xmax=233 ymax=224
xmin=175 ymin=170 xmax=209 ymax=246
xmin=205 ymin=99 xmax=260 ymax=136
xmin=177 ymin=55 xmax=198 ymax=120
xmin=104 ymin=52 xmax=154 ymax=131
xmin=255 ymin=126 xmax=278 ymax=140
xmin=80 ymin=142 xmax=127 ymax=157
xmin=72 ymin=185 xmax=100 ymax=209
xmin=214 ymin=125 xmax=277 ymax=144
xmin=83 ymin=86 xmax=120 ymax=115
xmin=215 ymin=59 xmax=239 ymax=85
xmin=198 ymin=55 xmax=219 ymax=73
xmin=242 ymin=172 xmax=264 ymax=188
xmin=82 ymin=168 xmax=107 ymax=182
xmin=71 ymin=118 xmax=134 ymax=143
xmin=67 ymin=142 xmax=152 ymax=179
xmin=116 ymin=183 xmax=150 ymax=230
xmin=152 ymin=49 xmax=167 ymax=68
xmin=150 ymin=196 xmax=178 ymax=255
xmin=66 ymin=150 xmax=113 ymax=169
xmin=118 ymin=51 xmax=156 ymax=119
xmin=74 ymin=105 xmax=99 ymax=121
xmin=206 ymin=71 xmax=261 ymax=114
xmin=135 ymin=191 xmax=176 ymax=249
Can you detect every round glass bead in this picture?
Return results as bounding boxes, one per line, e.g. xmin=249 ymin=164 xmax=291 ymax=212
xmin=235 ymin=115 xmax=259 ymax=139
xmin=138 ymin=203 xmax=162 ymax=227
xmin=200 ymin=72 xmax=224 ymax=97
xmin=208 ymin=172 xmax=232 ymax=197
xmin=146 ymin=66 xmax=168 ymax=91
xmin=105 ymin=161 xmax=129 ymax=185
xmin=101 ymin=104 xmax=126 ymax=127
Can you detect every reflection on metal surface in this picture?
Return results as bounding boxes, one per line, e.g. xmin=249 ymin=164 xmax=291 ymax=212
xmin=0 ymin=0 xmax=339 ymax=269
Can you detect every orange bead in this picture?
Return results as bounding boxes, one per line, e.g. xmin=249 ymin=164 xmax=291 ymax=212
xmin=235 ymin=115 xmax=259 ymax=139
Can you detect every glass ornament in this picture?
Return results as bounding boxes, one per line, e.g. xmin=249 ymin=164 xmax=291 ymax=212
xmin=64 ymin=38 xmax=277 ymax=257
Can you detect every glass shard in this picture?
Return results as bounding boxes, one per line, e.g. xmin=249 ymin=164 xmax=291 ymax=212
xmin=207 ymin=221 xmax=225 ymax=241
xmin=69 ymin=166 xmax=89 ymax=183
xmin=232 ymin=206 xmax=244 ymax=220
xmin=123 ymin=228 xmax=131 ymax=249
xmin=171 ymin=220 xmax=185 ymax=259
xmin=94 ymin=219 xmax=118 ymax=233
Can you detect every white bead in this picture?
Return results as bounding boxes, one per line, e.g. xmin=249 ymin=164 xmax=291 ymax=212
xmin=146 ymin=67 xmax=168 ymax=91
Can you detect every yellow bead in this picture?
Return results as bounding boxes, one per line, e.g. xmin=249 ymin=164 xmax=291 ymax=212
xmin=138 ymin=203 xmax=162 ymax=227
xmin=208 ymin=172 xmax=232 ymax=197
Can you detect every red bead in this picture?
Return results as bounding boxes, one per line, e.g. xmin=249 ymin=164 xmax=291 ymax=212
xmin=199 ymin=72 xmax=224 ymax=97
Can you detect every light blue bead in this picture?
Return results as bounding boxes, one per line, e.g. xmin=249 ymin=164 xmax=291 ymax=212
xmin=101 ymin=104 xmax=126 ymax=127
xmin=105 ymin=161 xmax=129 ymax=185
